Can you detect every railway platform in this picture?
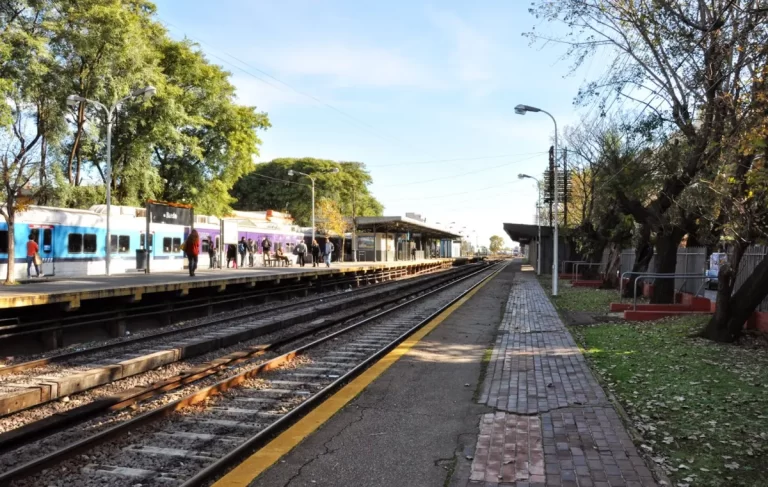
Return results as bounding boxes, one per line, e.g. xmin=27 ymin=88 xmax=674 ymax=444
xmin=0 ymin=259 xmax=454 ymax=310
xmin=216 ymin=263 xmax=661 ymax=487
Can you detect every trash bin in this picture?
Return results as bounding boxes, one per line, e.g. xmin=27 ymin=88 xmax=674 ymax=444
xmin=136 ymin=249 xmax=147 ymax=270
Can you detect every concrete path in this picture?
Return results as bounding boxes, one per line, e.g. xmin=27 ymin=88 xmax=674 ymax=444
xmin=470 ymin=271 xmax=656 ymax=487
xmin=249 ymin=261 xmax=516 ymax=487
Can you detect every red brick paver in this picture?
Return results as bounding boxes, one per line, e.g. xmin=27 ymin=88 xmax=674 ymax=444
xmin=469 ymin=272 xmax=656 ymax=487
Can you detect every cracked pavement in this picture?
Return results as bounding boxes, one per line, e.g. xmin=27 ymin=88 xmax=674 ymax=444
xmin=249 ymin=263 xmax=516 ymax=486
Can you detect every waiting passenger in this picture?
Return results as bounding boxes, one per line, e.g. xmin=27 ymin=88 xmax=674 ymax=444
xmin=261 ymin=237 xmax=272 ymax=265
xmin=247 ymin=238 xmax=255 ymax=267
xmin=183 ymin=230 xmax=200 ymax=277
xmin=226 ymin=244 xmax=237 ymax=268
xmin=311 ymin=239 xmax=320 ymax=267
xmin=238 ymin=237 xmax=247 ymax=268
xmin=323 ymin=240 xmax=335 ymax=268
xmin=295 ymin=240 xmax=307 ymax=267
xmin=208 ymin=238 xmax=217 ymax=269
xmin=26 ymin=234 xmax=40 ymax=278
xmin=276 ymin=245 xmax=290 ymax=266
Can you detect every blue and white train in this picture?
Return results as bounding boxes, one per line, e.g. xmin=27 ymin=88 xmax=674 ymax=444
xmin=0 ymin=205 xmax=307 ymax=280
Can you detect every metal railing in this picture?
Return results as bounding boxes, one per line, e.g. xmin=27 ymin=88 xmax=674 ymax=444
xmin=574 ymin=262 xmax=602 ymax=281
xmin=619 ymin=272 xmax=709 ymax=310
xmin=561 ymin=260 xmax=588 ymax=279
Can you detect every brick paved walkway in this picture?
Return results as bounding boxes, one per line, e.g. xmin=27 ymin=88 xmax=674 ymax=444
xmin=469 ymin=271 xmax=657 ymax=487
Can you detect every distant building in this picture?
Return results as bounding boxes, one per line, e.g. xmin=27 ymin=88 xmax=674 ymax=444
xmin=405 ymin=212 xmax=426 ymax=223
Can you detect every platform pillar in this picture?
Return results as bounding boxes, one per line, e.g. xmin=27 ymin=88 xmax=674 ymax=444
xmin=41 ymin=328 xmax=62 ymax=351
xmin=109 ymin=310 xmax=127 ymax=338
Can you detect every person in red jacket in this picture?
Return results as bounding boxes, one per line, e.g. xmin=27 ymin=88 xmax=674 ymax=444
xmin=26 ymin=234 xmax=40 ymax=278
xmin=183 ymin=229 xmax=201 ymax=277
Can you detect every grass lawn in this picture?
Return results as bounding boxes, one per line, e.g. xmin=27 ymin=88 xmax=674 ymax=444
xmin=537 ymin=275 xmax=618 ymax=313
xmin=570 ymin=317 xmax=768 ymax=487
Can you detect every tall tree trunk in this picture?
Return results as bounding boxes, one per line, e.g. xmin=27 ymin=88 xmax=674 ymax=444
xmin=623 ymin=224 xmax=653 ymax=298
xmin=650 ymin=226 xmax=686 ymax=304
xmin=5 ymin=213 xmax=15 ymax=285
xmin=601 ymin=244 xmax=621 ymax=289
xmin=38 ymin=135 xmax=47 ymax=205
xmin=68 ymin=104 xmax=85 ymax=185
xmin=699 ymin=244 xmax=768 ymax=343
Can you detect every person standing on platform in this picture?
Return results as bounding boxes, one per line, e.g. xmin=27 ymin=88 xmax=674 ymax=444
xmin=183 ymin=230 xmax=200 ymax=277
xmin=311 ymin=239 xmax=320 ymax=267
xmin=247 ymin=238 xmax=255 ymax=267
xmin=227 ymin=244 xmax=237 ymax=268
xmin=323 ymin=239 xmax=335 ymax=267
xmin=207 ymin=238 xmax=217 ymax=269
xmin=238 ymin=237 xmax=247 ymax=268
xmin=261 ymin=236 xmax=272 ymax=265
xmin=26 ymin=234 xmax=40 ymax=278
xmin=295 ymin=240 xmax=307 ymax=267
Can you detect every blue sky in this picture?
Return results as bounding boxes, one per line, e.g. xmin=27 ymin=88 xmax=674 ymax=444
xmin=154 ymin=0 xmax=600 ymax=248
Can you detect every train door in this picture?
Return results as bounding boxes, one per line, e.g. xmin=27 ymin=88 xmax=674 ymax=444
xmin=30 ymin=225 xmax=54 ymax=276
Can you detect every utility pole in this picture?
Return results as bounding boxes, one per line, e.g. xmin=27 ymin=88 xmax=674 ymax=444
xmin=548 ymin=145 xmax=554 ymax=226
xmin=352 ymin=190 xmax=357 ymax=262
xmin=563 ymin=147 xmax=568 ymax=228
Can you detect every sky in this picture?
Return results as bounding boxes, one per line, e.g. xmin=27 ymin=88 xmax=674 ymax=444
xmin=153 ymin=0 xmax=602 ymax=248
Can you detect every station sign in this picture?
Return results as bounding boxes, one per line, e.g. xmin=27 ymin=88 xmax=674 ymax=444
xmin=147 ymin=201 xmax=194 ymax=226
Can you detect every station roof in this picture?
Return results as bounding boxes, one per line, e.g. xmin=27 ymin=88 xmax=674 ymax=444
xmin=503 ymin=223 xmax=552 ymax=244
xmin=356 ymin=216 xmax=462 ymax=239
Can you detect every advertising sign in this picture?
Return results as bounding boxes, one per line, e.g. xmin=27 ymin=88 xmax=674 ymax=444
xmin=222 ymin=220 xmax=239 ymax=244
xmin=357 ymin=236 xmax=374 ymax=250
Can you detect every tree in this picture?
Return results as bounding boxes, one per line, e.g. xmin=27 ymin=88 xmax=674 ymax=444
xmin=231 ymin=158 xmax=383 ymax=226
xmin=529 ymin=0 xmax=768 ymax=303
xmin=489 ymin=235 xmax=503 ymax=254
xmin=316 ymin=198 xmax=350 ymax=260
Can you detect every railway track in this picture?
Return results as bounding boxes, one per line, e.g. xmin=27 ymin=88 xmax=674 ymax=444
xmin=0 ymin=264 xmax=477 ymax=421
xmin=1 ymin=261 xmax=504 ymax=487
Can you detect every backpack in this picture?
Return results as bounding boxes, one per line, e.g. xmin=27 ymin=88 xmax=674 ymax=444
xmin=238 ymin=242 xmax=245 ymax=253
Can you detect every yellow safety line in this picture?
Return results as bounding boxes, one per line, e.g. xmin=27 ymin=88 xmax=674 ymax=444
xmin=212 ymin=267 xmax=501 ymax=487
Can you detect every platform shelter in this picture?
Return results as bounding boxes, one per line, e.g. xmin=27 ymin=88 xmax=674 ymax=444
xmin=354 ymin=216 xmax=461 ymax=262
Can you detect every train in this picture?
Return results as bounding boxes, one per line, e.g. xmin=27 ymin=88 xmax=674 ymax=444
xmin=0 ymin=205 xmax=309 ymax=280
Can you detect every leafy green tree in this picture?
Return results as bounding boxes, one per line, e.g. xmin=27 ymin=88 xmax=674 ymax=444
xmin=231 ymin=158 xmax=383 ymax=226
xmin=489 ymin=235 xmax=503 ymax=254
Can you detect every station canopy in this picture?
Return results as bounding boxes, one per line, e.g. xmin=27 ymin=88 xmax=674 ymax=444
xmin=503 ymin=223 xmax=552 ymax=245
xmin=356 ymin=216 xmax=462 ymax=240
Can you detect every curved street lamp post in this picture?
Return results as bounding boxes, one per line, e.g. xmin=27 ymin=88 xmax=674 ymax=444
xmin=515 ymin=103 xmax=559 ymax=296
xmin=66 ymin=86 xmax=157 ymax=276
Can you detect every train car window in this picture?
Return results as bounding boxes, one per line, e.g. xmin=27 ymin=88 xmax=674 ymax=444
xmin=172 ymin=238 xmax=181 ymax=252
xmin=110 ymin=235 xmax=118 ymax=253
xmin=163 ymin=237 xmax=172 ymax=252
xmin=0 ymin=230 xmax=8 ymax=253
xmin=83 ymin=234 xmax=97 ymax=253
xmin=43 ymin=229 xmax=51 ymax=247
xmin=119 ymin=236 xmax=130 ymax=253
xmin=68 ymin=233 xmax=83 ymax=253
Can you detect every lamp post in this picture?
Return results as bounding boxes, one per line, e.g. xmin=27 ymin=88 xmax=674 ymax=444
xmin=515 ymin=104 xmax=559 ymax=296
xmin=66 ymin=86 xmax=157 ymax=276
xmin=287 ymin=167 xmax=340 ymax=242
xmin=518 ymin=173 xmax=542 ymax=276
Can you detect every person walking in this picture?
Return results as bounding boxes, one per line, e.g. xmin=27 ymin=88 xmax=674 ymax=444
xmin=226 ymin=244 xmax=237 ymax=268
xmin=323 ymin=239 xmax=335 ymax=268
xmin=261 ymin=236 xmax=272 ymax=265
xmin=247 ymin=238 xmax=255 ymax=267
xmin=183 ymin=229 xmax=200 ymax=277
xmin=310 ymin=239 xmax=320 ymax=267
xmin=207 ymin=238 xmax=217 ymax=269
xmin=238 ymin=237 xmax=247 ymax=268
xmin=26 ymin=234 xmax=40 ymax=278
xmin=295 ymin=240 xmax=307 ymax=267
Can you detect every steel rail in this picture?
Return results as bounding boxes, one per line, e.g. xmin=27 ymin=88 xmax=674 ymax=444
xmin=0 ymin=265 xmax=452 ymax=376
xmin=0 ymin=263 xmax=493 ymax=467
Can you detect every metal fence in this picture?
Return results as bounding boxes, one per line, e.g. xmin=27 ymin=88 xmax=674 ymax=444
xmin=733 ymin=245 xmax=768 ymax=312
xmin=675 ymin=246 xmax=707 ymax=294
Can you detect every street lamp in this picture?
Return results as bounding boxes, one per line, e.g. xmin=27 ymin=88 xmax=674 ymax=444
xmin=515 ymin=103 xmax=559 ymax=296
xmin=66 ymin=86 xmax=157 ymax=276
xmin=518 ymin=174 xmax=542 ymax=276
xmin=287 ymin=167 xmax=340 ymax=242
